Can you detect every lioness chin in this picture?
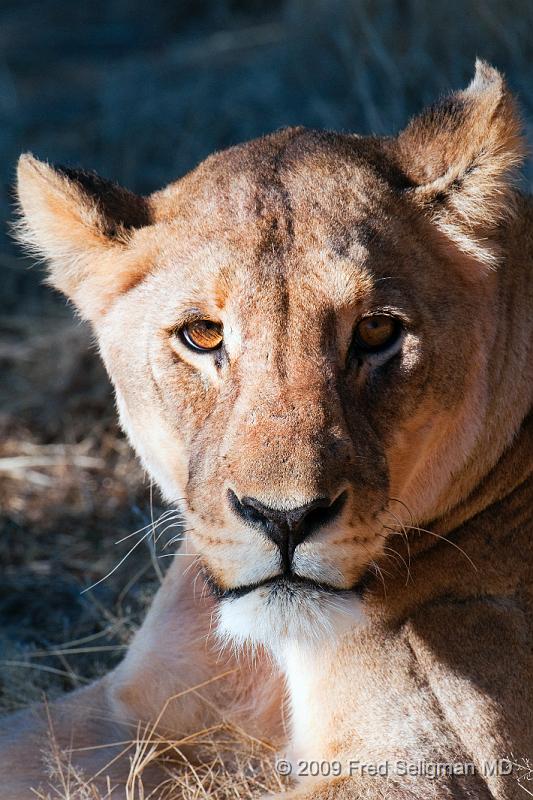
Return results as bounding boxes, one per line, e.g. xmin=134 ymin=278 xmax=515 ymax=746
xmin=1 ymin=60 xmax=532 ymax=799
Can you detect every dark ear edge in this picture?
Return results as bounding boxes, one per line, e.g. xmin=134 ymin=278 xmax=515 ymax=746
xmin=55 ymin=166 xmax=153 ymax=238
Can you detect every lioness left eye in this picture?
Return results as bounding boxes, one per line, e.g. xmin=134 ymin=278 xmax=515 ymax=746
xmin=178 ymin=320 xmax=224 ymax=352
xmin=353 ymin=315 xmax=402 ymax=354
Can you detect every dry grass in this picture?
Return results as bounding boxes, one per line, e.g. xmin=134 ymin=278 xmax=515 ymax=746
xmin=34 ymin=711 xmax=286 ymax=800
xmin=1 ymin=0 xmax=533 ymax=796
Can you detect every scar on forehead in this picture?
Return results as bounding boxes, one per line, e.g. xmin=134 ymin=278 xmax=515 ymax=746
xmin=329 ymin=220 xmax=384 ymax=258
xmin=213 ymin=265 xmax=234 ymax=311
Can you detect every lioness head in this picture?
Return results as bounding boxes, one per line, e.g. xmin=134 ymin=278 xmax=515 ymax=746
xmin=16 ymin=62 xmax=527 ymax=651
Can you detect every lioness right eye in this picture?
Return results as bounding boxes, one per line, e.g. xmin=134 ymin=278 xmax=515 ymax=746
xmin=352 ymin=315 xmax=403 ymax=354
xmin=178 ymin=320 xmax=223 ymax=353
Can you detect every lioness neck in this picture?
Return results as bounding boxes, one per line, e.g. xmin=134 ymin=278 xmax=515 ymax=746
xmin=430 ymin=195 xmax=533 ymax=525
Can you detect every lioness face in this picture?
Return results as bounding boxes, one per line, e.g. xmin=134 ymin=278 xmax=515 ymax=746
xmin=17 ymin=63 xmax=522 ymax=650
xmin=93 ymin=133 xmax=493 ymax=648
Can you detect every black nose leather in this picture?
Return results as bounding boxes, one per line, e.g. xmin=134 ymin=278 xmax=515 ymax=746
xmin=228 ymin=489 xmax=346 ymax=569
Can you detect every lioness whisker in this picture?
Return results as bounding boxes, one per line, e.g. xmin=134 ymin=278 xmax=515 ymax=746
xmin=369 ymin=561 xmax=388 ymax=597
xmin=163 ymin=532 xmax=189 ymax=549
xmin=114 ymin=509 xmax=180 ymax=545
xmin=192 ymin=568 xmax=206 ymax=602
xmin=153 ymin=518 xmax=185 ymax=544
xmin=157 ymin=552 xmax=200 ymax=558
xmin=383 ymin=545 xmax=412 ymax=585
xmin=163 ymin=536 xmax=185 ymax=549
xmin=383 ymin=524 xmax=478 ymax=571
xmin=82 ymin=529 xmax=153 ymax=594
xmin=182 ymin=554 xmax=203 ymax=579
xmin=384 ymin=505 xmax=412 ymax=573
xmin=388 ymin=497 xmax=415 ymax=527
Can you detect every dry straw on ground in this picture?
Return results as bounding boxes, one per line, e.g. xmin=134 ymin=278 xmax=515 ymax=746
xmin=33 ymin=703 xmax=286 ymax=800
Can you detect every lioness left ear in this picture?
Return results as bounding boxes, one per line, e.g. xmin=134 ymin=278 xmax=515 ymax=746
xmin=15 ymin=155 xmax=153 ymax=320
xmin=395 ymin=60 xmax=525 ymax=267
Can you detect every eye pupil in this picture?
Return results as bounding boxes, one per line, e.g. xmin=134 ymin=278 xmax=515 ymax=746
xmin=180 ymin=320 xmax=223 ymax=352
xmin=354 ymin=315 xmax=400 ymax=352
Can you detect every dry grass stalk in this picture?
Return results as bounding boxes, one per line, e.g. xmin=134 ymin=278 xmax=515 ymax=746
xmin=31 ymin=694 xmax=287 ymax=800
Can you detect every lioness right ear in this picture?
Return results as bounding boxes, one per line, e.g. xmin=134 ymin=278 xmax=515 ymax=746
xmin=395 ymin=61 xmax=525 ymax=267
xmin=15 ymin=155 xmax=153 ymax=320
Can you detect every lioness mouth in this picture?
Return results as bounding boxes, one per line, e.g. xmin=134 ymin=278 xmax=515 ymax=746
xmin=204 ymin=569 xmax=372 ymax=601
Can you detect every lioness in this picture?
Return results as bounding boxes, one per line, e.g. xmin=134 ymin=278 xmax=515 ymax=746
xmin=1 ymin=61 xmax=532 ymax=799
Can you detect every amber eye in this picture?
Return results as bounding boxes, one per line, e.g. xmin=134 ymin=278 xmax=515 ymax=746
xmin=353 ymin=315 xmax=402 ymax=353
xmin=179 ymin=320 xmax=223 ymax=352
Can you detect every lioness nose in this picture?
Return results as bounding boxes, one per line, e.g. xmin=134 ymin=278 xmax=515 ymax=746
xmin=228 ymin=490 xmax=346 ymax=568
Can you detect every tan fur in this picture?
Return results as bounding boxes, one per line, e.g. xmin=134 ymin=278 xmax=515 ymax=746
xmin=2 ymin=61 xmax=532 ymax=798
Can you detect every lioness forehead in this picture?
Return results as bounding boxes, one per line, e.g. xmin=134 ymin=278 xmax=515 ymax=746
xmin=151 ymin=127 xmax=409 ymax=303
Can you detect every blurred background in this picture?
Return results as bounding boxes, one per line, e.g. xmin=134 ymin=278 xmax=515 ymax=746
xmin=1 ymin=0 xmax=532 ymax=714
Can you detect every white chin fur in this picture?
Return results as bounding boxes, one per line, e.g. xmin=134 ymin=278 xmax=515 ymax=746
xmin=216 ymin=581 xmax=365 ymax=659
